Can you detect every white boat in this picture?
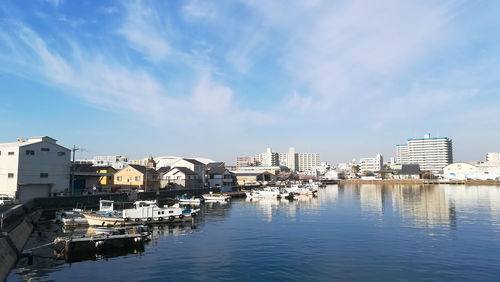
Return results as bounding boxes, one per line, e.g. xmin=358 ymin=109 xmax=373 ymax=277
xmin=176 ymin=196 xmax=204 ymax=205
xmin=246 ymin=187 xmax=281 ymax=199
xmin=202 ymin=192 xmax=231 ymax=202
xmin=286 ymin=185 xmax=317 ymax=196
xmin=81 ymin=200 xmax=200 ymax=226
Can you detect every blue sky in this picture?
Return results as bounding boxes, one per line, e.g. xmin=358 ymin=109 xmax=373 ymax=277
xmin=0 ymin=0 xmax=499 ymax=164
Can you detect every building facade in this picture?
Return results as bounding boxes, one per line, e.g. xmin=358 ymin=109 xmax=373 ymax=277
xmin=253 ymin=147 xmax=319 ymax=172
xmin=92 ymin=155 xmax=128 ymax=170
xmin=160 ymin=167 xmax=202 ymax=189
xmin=486 ymin=153 xmax=500 ymax=164
xmin=113 ymin=164 xmax=159 ymax=191
xmin=359 ymin=154 xmax=383 ymax=173
xmin=395 ymin=133 xmax=453 ymax=173
xmin=0 ymin=136 xmax=71 ymax=203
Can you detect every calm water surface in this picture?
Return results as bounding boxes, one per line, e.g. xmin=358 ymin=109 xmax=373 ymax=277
xmin=9 ymin=184 xmax=500 ymax=281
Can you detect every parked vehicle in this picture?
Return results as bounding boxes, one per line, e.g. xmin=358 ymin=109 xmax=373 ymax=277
xmin=0 ymin=195 xmax=15 ymax=206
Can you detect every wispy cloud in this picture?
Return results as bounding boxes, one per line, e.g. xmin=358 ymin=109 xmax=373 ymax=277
xmin=118 ymin=1 xmax=171 ymax=62
xmin=181 ymin=0 xmax=217 ymax=21
xmin=0 ymin=21 xmax=270 ymax=129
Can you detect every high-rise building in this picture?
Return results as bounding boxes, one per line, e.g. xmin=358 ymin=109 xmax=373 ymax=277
xmin=252 ymin=147 xmax=319 ymax=172
xmin=486 ymin=153 xmax=500 ymax=164
xmin=296 ymin=153 xmax=320 ymax=172
xmin=395 ymin=133 xmax=453 ymax=173
xmin=236 ymin=156 xmax=258 ymax=168
xmin=360 ymin=154 xmax=383 ymax=173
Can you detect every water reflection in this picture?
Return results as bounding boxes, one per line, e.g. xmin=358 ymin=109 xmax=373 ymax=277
xmin=350 ymin=184 xmax=500 ymax=230
xmin=244 ymin=186 xmax=341 ymax=222
xmin=13 ymin=221 xmax=203 ymax=281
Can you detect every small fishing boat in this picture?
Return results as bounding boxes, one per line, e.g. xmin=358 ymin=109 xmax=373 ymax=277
xmin=176 ymin=195 xmax=204 ymax=205
xmin=202 ymin=192 xmax=231 ymax=202
xmin=80 ymin=200 xmax=200 ymax=226
xmin=56 ymin=210 xmax=89 ymax=227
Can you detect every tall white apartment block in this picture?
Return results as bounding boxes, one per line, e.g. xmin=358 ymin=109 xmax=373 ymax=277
xmin=253 ymin=147 xmax=319 ymax=172
xmin=93 ymin=155 xmax=128 ymax=169
xmin=255 ymin=148 xmax=279 ymax=167
xmin=486 ymin=153 xmax=500 ymax=164
xmin=0 ymin=136 xmax=71 ymax=203
xmin=396 ymin=144 xmax=410 ymax=164
xmin=360 ymin=154 xmax=383 ymax=173
xmin=395 ymin=133 xmax=453 ymax=173
xmin=296 ymin=153 xmax=320 ymax=172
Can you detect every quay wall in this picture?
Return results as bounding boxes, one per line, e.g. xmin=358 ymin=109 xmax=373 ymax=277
xmin=0 ymin=209 xmax=41 ymax=281
xmin=0 ymin=236 xmax=18 ymax=282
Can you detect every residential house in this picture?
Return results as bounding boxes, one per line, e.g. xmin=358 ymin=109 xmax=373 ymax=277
xmin=160 ymin=167 xmax=202 ymax=189
xmin=207 ymin=166 xmax=235 ymax=192
xmin=170 ymin=158 xmax=206 ymax=185
xmin=114 ymin=164 xmax=160 ymax=191
xmin=0 ymin=136 xmax=70 ymax=203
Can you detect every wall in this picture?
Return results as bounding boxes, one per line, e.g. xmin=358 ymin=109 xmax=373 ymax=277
xmin=0 ymin=145 xmax=20 ymax=197
xmin=18 ymin=141 xmax=71 ymax=195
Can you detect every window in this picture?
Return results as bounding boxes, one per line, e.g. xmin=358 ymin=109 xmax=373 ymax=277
xmin=40 ymin=173 xmax=48 ymax=178
xmin=26 ymin=150 xmax=35 ymax=155
xmin=57 ymin=152 xmax=66 ymax=156
xmin=169 ymin=211 xmax=174 ymax=214
xmin=8 ymin=173 xmax=14 ymax=178
xmin=41 ymin=148 xmax=50 ymax=152
xmin=117 ymin=176 xmax=122 ymax=181
xmin=135 ymin=176 xmax=140 ymax=181
xmin=8 ymin=152 xmax=14 ymax=156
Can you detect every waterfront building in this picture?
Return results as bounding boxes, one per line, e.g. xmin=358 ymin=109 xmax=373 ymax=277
xmin=443 ymin=162 xmax=500 ymax=180
xmin=0 ymin=136 xmax=71 ymax=203
xmin=323 ymin=170 xmax=339 ymax=180
xmin=395 ymin=133 xmax=453 ymax=173
xmin=486 ymin=153 xmax=500 ymax=164
xmin=206 ymin=166 xmax=234 ymax=192
xmin=92 ymin=155 xmax=128 ymax=170
xmin=230 ymin=170 xmax=276 ymax=185
xmin=359 ymin=154 xmax=383 ymax=173
xmin=113 ymin=164 xmax=159 ymax=191
xmin=160 ymin=167 xmax=202 ymax=189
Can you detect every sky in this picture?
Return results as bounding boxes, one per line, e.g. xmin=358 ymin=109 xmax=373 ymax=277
xmin=0 ymin=0 xmax=499 ymax=165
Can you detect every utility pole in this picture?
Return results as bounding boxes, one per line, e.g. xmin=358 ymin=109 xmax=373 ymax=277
xmin=144 ymin=164 xmax=148 ymax=192
xmin=71 ymin=145 xmax=80 ymax=195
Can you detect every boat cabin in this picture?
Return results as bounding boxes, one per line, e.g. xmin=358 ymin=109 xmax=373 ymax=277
xmin=99 ymin=200 xmax=115 ymax=212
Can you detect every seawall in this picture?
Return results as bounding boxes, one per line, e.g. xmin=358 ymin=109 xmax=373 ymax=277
xmin=0 ymin=209 xmax=41 ymax=281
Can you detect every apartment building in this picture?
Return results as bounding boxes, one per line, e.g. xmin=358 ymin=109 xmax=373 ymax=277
xmin=359 ymin=154 xmax=383 ymax=173
xmin=396 ymin=133 xmax=453 ymax=173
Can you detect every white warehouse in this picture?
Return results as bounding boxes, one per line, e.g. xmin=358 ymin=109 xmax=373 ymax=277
xmin=0 ymin=136 xmax=71 ymax=203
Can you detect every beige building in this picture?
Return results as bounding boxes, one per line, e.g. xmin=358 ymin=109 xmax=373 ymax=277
xmin=114 ymin=164 xmax=159 ymax=191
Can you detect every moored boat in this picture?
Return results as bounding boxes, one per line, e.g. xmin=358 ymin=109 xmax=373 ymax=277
xmin=202 ymin=192 xmax=231 ymax=202
xmin=80 ymin=200 xmax=200 ymax=226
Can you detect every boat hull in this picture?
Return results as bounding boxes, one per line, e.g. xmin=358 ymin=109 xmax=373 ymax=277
xmin=81 ymin=212 xmax=197 ymax=226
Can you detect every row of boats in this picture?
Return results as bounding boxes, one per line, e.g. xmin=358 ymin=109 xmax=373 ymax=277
xmin=57 ymin=192 xmax=231 ymax=228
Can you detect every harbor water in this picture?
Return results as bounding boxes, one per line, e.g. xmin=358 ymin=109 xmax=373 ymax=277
xmin=8 ymin=184 xmax=500 ymax=281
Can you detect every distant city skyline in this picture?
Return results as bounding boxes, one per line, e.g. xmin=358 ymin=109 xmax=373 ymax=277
xmin=1 ymin=1 xmax=499 ymax=164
